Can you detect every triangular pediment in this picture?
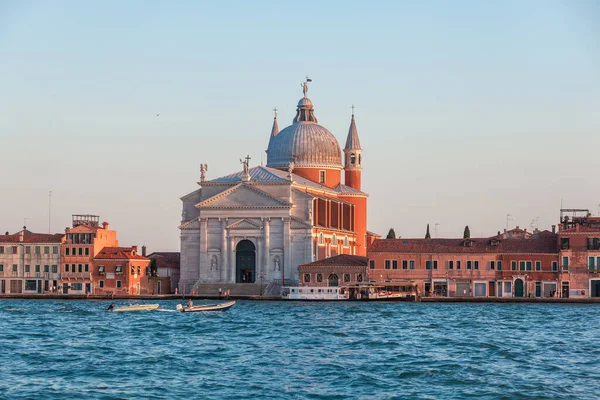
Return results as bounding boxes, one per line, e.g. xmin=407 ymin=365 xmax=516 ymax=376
xmin=179 ymin=219 xmax=200 ymax=230
xmin=227 ymin=219 xmax=263 ymax=230
xmin=196 ymin=183 xmax=291 ymax=209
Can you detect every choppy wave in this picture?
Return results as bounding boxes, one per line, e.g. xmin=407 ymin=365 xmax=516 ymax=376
xmin=0 ymin=300 xmax=599 ymax=399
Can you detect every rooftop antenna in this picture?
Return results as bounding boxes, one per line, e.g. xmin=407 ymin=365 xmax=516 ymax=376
xmin=529 ymin=217 xmax=539 ymax=232
xmin=434 ymin=223 xmax=440 ymax=238
xmin=23 ymin=217 xmax=31 ymax=229
xmin=506 ymin=214 xmax=513 ymax=230
xmin=48 ymin=190 xmax=52 ymax=233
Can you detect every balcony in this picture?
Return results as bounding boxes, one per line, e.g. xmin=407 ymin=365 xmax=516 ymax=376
xmin=61 ymin=272 xmax=92 ymax=280
xmin=0 ymin=271 xmax=19 ymax=278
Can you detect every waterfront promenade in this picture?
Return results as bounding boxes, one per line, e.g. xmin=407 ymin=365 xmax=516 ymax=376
xmin=2 ymin=293 xmax=600 ymax=304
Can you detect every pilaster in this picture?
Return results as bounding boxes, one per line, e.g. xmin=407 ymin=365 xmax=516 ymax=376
xmin=283 ymin=217 xmax=291 ymax=283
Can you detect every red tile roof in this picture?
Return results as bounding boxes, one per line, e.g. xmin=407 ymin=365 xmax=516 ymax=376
xmin=369 ymin=234 xmax=558 ymax=254
xmin=94 ymin=247 xmax=149 ymax=261
xmin=147 ymin=252 xmax=180 ymax=270
xmin=300 ymin=254 xmax=369 ymax=267
xmin=0 ymin=230 xmax=64 ymax=244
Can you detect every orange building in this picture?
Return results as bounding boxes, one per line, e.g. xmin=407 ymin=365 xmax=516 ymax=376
xmin=61 ymin=215 xmax=118 ymax=295
xmin=93 ymin=246 xmax=150 ymax=295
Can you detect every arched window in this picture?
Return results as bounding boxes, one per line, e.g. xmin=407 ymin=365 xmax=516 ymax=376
xmin=343 ymin=236 xmax=349 ymax=247
xmin=358 ymin=154 xmax=362 ymax=165
xmin=328 ymin=274 xmax=339 ymax=287
xmin=332 ymin=234 xmax=337 ymax=246
xmin=350 ymin=153 xmax=356 ymax=165
xmin=318 ymin=233 xmax=324 ymax=245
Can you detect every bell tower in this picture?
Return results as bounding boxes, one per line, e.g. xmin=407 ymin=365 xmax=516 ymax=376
xmin=343 ymin=108 xmax=362 ymax=190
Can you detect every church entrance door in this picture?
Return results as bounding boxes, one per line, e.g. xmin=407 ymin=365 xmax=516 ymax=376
xmin=236 ymin=240 xmax=256 ymax=283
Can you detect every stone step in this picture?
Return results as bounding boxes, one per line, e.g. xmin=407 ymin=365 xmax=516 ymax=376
xmin=193 ymin=283 xmax=262 ymax=296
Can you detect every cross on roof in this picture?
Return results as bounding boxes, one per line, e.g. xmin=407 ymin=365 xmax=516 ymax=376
xmin=351 ymin=104 xmax=356 ymax=116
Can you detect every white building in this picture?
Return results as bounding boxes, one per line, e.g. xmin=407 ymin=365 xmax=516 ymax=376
xmin=0 ymin=228 xmax=63 ymax=294
xmin=179 ymin=81 xmax=370 ymax=294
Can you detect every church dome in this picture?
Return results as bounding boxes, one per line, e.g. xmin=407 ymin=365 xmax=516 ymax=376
xmin=267 ymin=93 xmax=342 ymax=169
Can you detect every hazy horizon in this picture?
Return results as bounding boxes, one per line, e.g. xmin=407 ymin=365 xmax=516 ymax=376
xmin=2 ymin=1 xmax=599 ymax=251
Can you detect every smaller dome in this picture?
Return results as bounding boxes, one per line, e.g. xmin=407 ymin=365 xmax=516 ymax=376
xmin=297 ymin=97 xmax=313 ymax=108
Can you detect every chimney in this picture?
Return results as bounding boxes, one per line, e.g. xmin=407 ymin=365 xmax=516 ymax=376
xmin=504 ymin=229 xmax=507 ymax=234
xmin=142 ymin=245 xmax=147 ymax=257
xmin=552 ymin=225 xmax=556 ymax=234
xmin=132 ymin=245 xmax=138 ymax=252
xmin=102 ymin=222 xmax=109 ymax=229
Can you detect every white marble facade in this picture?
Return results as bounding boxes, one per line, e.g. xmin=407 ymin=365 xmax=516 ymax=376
xmin=179 ymin=166 xmax=315 ymax=290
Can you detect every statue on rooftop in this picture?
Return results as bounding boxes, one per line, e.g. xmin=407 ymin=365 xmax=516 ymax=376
xmin=200 ymin=163 xmax=208 ymax=182
xmin=240 ymin=155 xmax=250 ymax=175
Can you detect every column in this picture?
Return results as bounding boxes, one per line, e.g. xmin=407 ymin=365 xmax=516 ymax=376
xmin=256 ymin=237 xmax=262 ymax=283
xmin=283 ymin=218 xmax=291 ymax=284
xmin=264 ymin=218 xmax=271 ymax=277
xmin=229 ymin=236 xmax=235 ymax=283
xmin=221 ymin=219 xmax=228 ymax=282
xmin=200 ymin=218 xmax=208 ymax=280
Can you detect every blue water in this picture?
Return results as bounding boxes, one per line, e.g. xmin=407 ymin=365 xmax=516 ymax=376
xmin=0 ymin=300 xmax=599 ymax=399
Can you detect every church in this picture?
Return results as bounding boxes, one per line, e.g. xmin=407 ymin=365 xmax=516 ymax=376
xmin=179 ymin=80 xmax=374 ymax=294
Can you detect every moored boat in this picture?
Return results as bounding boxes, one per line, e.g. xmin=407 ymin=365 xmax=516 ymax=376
xmin=111 ymin=304 xmax=160 ymax=312
xmin=285 ymin=282 xmax=419 ymax=301
xmin=287 ymin=286 xmax=349 ymax=300
xmin=176 ymin=301 xmax=236 ymax=312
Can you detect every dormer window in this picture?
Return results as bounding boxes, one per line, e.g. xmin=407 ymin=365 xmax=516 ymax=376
xmin=350 ymin=153 xmax=356 ymax=165
xmin=490 ymin=239 xmax=500 ymax=247
xmin=463 ymin=240 xmax=474 ymax=247
xmin=319 ymin=170 xmax=326 ymax=184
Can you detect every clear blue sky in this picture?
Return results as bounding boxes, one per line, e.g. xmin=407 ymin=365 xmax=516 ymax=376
xmin=1 ymin=0 xmax=599 ymax=250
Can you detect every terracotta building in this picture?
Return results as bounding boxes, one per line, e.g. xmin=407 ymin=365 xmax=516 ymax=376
xmin=368 ymin=229 xmax=559 ymax=298
xmin=298 ymin=254 xmax=369 ymax=287
xmin=61 ymin=215 xmax=118 ymax=295
xmin=366 ymin=209 xmax=600 ymax=299
xmin=93 ymin=246 xmax=150 ymax=295
xmin=556 ymin=209 xmax=600 ymax=297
